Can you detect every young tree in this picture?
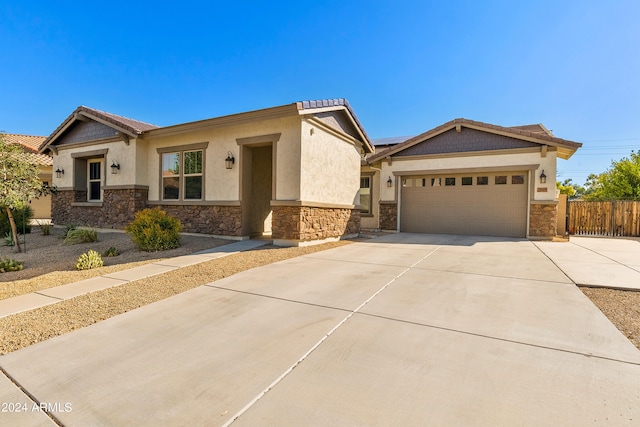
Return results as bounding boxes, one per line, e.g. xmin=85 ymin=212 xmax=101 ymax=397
xmin=556 ymin=179 xmax=579 ymax=198
xmin=0 ymin=133 xmax=52 ymax=252
xmin=583 ymin=151 xmax=640 ymax=201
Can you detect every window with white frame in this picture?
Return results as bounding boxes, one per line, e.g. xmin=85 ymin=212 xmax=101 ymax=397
xmin=161 ymin=149 xmax=204 ymax=201
xmin=88 ymin=159 xmax=103 ymax=201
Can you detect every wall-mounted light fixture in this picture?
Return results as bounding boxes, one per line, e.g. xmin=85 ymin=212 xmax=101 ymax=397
xmin=111 ymin=161 xmax=120 ymax=174
xmin=387 ymin=176 xmax=393 ymax=187
xmin=55 ymin=167 xmax=64 ymax=178
xmin=225 ymin=151 xmax=235 ymax=169
xmin=539 ymin=170 xmax=547 ymax=184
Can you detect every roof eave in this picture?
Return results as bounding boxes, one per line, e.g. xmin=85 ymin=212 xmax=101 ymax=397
xmin=297 ymin=102 xmax=374 ymax=153
xmin=143 ymin=103 xmax=300 ymax=138
xmin=367 ymin=118 xmax=582 ymax=163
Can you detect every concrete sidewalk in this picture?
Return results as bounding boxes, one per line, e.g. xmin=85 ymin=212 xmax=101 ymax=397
xmin=0 ymin=239 xmax=269 ymax=319
xmin=1 ymin=233 xmax=638 ymax=426
xmin=535 ymin=236 xmax=640 ymax=290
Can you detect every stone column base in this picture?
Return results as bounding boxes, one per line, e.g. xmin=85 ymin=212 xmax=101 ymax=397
xmin=272 ymin=205 xmax=360 ymax=246
xmin=379 ymin=201 xmax=398 ymax=231
xmin=529 ymin=202 xmax=558 ymax=239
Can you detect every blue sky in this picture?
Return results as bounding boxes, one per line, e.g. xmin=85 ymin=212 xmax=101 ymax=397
xmin=2 ymin=1 xmax=639 ymax=186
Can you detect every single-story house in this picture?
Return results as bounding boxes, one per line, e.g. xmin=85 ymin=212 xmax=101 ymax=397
xmin=2 ymin=133 xmax=53 ymax=221
xmin=360 ymin=119 xmax=582 ymax=238
xmin=38 ymin=99 xmax=374 ymax=246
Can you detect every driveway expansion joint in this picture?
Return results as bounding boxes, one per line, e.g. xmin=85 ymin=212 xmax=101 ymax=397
xmin=357 ymin=312 xmax=640 ymax=367
xmin=0 ymin=366 xmax=63 ymax=426
xmin=222 ymin=247 xmax=442 ymax=426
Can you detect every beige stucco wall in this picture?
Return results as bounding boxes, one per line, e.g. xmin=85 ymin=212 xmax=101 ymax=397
xmin=51 ymin=139 xmax=136 ymax=189
xmin=299 ymin=120 xmax=362 ymax=206
xmin=142 ymin=116 xmax=301 ymax=202
xmin=30 ymin=167 xmax=52 ymax=219
xmin=376 ymin=150 xmax=558 ymax=203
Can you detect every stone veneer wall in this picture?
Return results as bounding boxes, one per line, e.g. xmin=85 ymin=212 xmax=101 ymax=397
xmin=53 ymin=188 xmax=147 ymax=228
xmin=379 ymin=202 xmax=398 ymax=230
xmin=152 ymin=204 xmax=242 ymax=236
xmin=53 ymin=189 xmax=242 ymax=236
xmin=529 ymin=203 xmax=558 ymax=238
xmin=272 ymin=206 xmax=360 ymax=241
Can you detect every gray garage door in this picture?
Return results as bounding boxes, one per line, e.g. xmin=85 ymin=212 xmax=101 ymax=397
xmin=400 ymin=172 xmax=528 ymax=237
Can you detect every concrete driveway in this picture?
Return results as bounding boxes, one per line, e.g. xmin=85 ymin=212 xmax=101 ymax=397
xmin=536 ymin=236 xmax=640 ymax=290
xmin=1 ymin=233 xmax=639 ymax=426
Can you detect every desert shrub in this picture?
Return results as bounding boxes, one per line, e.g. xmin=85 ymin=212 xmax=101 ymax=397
xmin=74 ymin=250 xmax=103 ymax=270
xmin=102 ymin=246 xmax=119 ymax=257
xmin=126 ymin=208 xmax=182 ymax=251
xmin=65 ymin=224 xmax=77 ymax=237
xmin=64 ymin=228 xmax=98 ymax=245
xmin=0 ymin=204 xmax=33 ymax=236
xmin=37 ymin=220 xmax=51 ymax=236
xmin=0 ymin=257 xmax=24 ymax=272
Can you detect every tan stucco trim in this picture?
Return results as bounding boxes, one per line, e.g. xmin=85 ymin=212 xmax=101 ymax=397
xmin=271 ymin=200 xmax=356 ymax=209
xmin=390 ymin=147 xmax=551 ymax=161
xmin=71 ymin=148 xmax=109 ymax=158
xmin=530 ymin=200 xmax=559 ymax=205
xmin=156 ymin=142 xmax=209 ymax=154
xmin=57 ymin=137 xmax=123 ymax=150
xmin=147 ymin=200 xmax=242 ymax=206
xmin=391 ymin=164 xmax=540 ymax=176
xmin=143 ymin=105 xmax=297 ymax=138
xmin=103 ymin=185 xmax=150 ymax=190
xmin=236 ymin=133 xmax=282 ymax=146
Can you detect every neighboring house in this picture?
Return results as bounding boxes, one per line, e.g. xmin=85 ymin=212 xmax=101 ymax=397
xmin=2 ymin=133 xmax=53 ymax=220
xmin=38 ymin=99 xmax=374 ymax=246
xmin=360 ymin=119 xmax=582 ymax=238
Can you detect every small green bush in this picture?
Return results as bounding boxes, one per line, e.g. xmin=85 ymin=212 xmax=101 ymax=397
xmin=65 ymin=224 xmax=77 ymax=237
xmin=126 ymin=208 xmax=182 ymax=252
xmin=0 ymin=257 xmax=24 ymax=272
xmin=102 ymin=246 xmax=119 ymax=257
xmin=37 ymin=221 xmax=51 ymax=236
xmin=64 ymin=228 xmax=98 ymax=245
xmin=0 ymin=205 xmax=33 ymax=236
xmin=75 ymin=250 xmax=103 ymax=270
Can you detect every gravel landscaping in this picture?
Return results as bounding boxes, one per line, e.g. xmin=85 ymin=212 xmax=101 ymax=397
xmin=581 ymin=287 xmax=640 ymax=350
xmin=0 ymin=228 xmax=638 ymax=354
xmin=0 ymin=228 xmax=352 ymax=354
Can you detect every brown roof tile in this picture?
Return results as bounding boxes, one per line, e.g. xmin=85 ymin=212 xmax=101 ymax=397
xmin=3 ymin=133 xmax=46 ymax=153
xmin=1 ymin=133 xmax=53 ymax=166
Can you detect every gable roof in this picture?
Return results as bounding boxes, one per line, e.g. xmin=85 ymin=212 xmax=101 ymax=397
xmin=297 ymin=99 xmax=372 ymax=152
xmin=40 ymin=99 xmax=374 ymax=154
xmin=39 ymin=106 xmax=159 ymax=153
xmin=367 ymin=118 xmax=582 ymax=162
xmin=1 ymin=133 xmax=53 ymax=166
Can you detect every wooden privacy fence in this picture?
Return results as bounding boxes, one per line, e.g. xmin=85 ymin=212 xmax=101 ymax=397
xmin=568 ymin=200 xmax=640 ymax=237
